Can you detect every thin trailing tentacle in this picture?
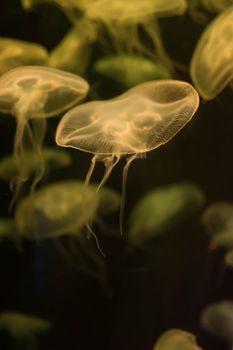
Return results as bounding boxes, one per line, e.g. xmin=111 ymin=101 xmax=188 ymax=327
xmin=84 ymin=155 xmax=97 ymax=187
xmin=120 ymin=153 xmax=145 ymax=236
xmin=97 ymin=154 xmax=121 ymax=192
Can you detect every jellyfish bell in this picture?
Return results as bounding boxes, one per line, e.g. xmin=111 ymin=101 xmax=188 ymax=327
xmin=190 ymin=6 xmax=233 ymax=100
xmin=0 ymin=66 xmax=89 ymax=207
xmin=152 ymin=329 xmax=203 ymax=350
xmin=0 ymin=37 xmax=48 ymax=76
xmin=56 ymin=79 xmax=199 ymax=233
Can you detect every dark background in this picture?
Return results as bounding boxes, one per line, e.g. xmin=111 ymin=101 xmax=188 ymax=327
xmin=0 ymin=1 xmax=233 ymax=349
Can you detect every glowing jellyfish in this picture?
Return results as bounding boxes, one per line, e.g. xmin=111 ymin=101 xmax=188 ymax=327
xmin=48 ymin=22 xmax=98 ymax=75
xmin=94 ymin=54 xmax=172 ymax=88
xmin=201 ymin=301 xmax=233 ymax=342
xmin=15 ymin=180 xmax=119 ymax=240
xmin=0 ymin=37 xmax=48 ymax=76
xmin=0 ymin=66 xmax=89 ymax=206
xmin=0 ymin=312 xmax=50 ymax=348
xmin=23 ymin=0 xmax=187 ymax=74
xmin=128 ymin=182 xmax=205 ymax=244
xmin=0 ymin=147 xmax=72 ymax=182
xmin=56 ymin=79 xmax=199 ymax=233
xmin=152 ymin=329 xmax=203 ymax=350
xmin=202 ymin=202 xmax=233 ymax=248
xmin=190 ymin=6 xmax=233 ymax=99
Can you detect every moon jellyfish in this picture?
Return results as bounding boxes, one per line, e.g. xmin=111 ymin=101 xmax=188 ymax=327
xmin=200 ymin=301 xmax=233 ymax=342
xmin=152 ymin=329 xmax=203 ymax=350
xmin=94 ymin=54 xmax=172 ymax=88
xmin=0 ymin=147 xmax=72 ymax=182
xmin=56 ymin=79 xmax=199 ymax=234
xmin=190 ymin=6 xmax=233 ymax=99
xmin=0 ymin=37 xmax=48 ymax=76
xmin=15 ymin=180 xmax=119 ymax=241
xmin=48 ymin=22 xmax=98 ymax=75
xmin=0 ymin=312 xmax=50 ymax=350
xmin=0 ymin=66 xmax=89 ymax=207
xmin=202 ymin=202 xmax=233 ymax=248
xmin=128 ymin=182 xmax=205 ymax=244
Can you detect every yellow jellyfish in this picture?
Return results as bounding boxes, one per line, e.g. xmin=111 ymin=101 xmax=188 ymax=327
xmin=201 ymin=202 xmax=233 ymax=248
xmin=15 ymin=180 xmax=120 ymax=241
xmin=152 ymin=329 xmax=203 ymax=350
xmin=94 ymin=54 xmax=172 ymax=88
xmin=0 ymin=37 xmax=48 ymax=76
xmin=200 ymin=301 xmax=233 ymax=342
xmin=128 ymin=182 xmax=205 ymax=244
xmin=56 ymin=79 xmax=199 ymax=233
xmin=0 ymin=312 xmax=50 ymax=350
xmin=48 ymin=22 xmax=98 ymax=75
xmin=0 ymin=147 xmax=72 ymax=182
xmin=190 ymin=6 xmax=233 ymax=99
xmin=0 ymin=66 xmax=89 ymax=207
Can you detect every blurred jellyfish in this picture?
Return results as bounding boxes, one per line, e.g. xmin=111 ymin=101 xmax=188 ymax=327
xmin=15 ymin=180 xmax=120 ymax=241
xmin=0 ymin=66 xmax=89 ymax=207
xmin=48 ymin=21 xmax=98 ymax=75
xmin=0 ymin=37 xmax=48 ymax=76
xmin=202 ymin=202 xmax=233 ymax=248
xmin=128 ymin=182 xmax=205 ymax=244
xmin=190 ymin=6 xmax=233 ymax=99
xmin=200 ymin=300 xmax=233 ymax=343
xmin=94 ymin=54 xmax=172 ymax=88
xmin=152 ymin=329 xmax=203 ymax=350
xmin=0 ymin=147 xmax=72 ymax=182
xmin=0 ymin=311 xmax=50 ymax=350
xmin=23 ymin=0 xmax=187 ymax=74
xmin=56 ymin=79 xmax=199 ymax=233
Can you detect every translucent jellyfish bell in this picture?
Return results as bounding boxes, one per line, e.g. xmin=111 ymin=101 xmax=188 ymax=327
xmin=56 ymin=79 xmax=199 ymax=233
xmin=0 ymin=37 xmax=48 ymax=76
xmin=200 ymin=301 xmax=233 ymax=342
xmin=190 ymin=6 xmax=233 ymax=99
xmin=0 ymin=66 xmax=89 ymax=206
xmin=152 ymin=329 xmax=203 ymax=350
xmin=202 ymin=202 xmax=233 ymax=248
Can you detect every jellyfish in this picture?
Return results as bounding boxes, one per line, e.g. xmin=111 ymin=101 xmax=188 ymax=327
xmin=0 ymin=147 xmax=72 ymax=182
xmin=0 ymin=312 xmax=50 ymax=350
xmin=128 ymin=182 xmax=205 ymax=244
xmin=201 ymin=202 xmax=233 ymax=248
xmin=23 ymin=0 xmax=187 ymax=74
xmin=0 ymin=66 xmax=89 ymax=206
xmin=190 ymin=6 xmax=233 ymax=100
xmin=152 ymin=329 xmax=203 ymax=350
xmin=15 ymin=180 xmax=120 ymax=240
xmin=56 ymin=79 xmax=199 ymax=234
xmin=0 ymin=37 xmax=48 ymax=76
xmin=200 ymin=301 xmax=233 ymax=344
xmin=94 ymin=54 xmax=172 ymax=89
xmin=48 ymin=22 xmax=98 ymax=75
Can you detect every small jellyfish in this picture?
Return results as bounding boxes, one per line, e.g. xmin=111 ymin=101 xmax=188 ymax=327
xmin=56 ymin=79 xmax=199 ymax=233
xmin=190 ymin=6 xmax=233 ymax=99
xmin=94 ymin=54 xmax=172 ymax=88
xmin=15 ymin=180 xmax=119 ymax=241
xmin=128 ymin=182 xmax=205 ymax=244
xmin=0 ymin=37 xmax=48 ymax=76
xmin=0 ymin=147 xmax=72 ymax=182
xmin=0 ymin=66 xmax=89 ymax=206
xmin=202 ymin=202 xmax=233 ymax=248
xmin=48 ymin=21 xmax=98 ymax=75
xmin=0 ymin=311 xmax=50 ymax=350
xmin=152 ymin=329 xmax=203 ymax=350
xmin=200 ymin=300 xmax=233 ymax=343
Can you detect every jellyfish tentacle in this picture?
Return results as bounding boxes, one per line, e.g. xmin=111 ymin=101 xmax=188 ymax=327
xmin=84 ymin=155 xmax=97 ymax=187
xmin=97 ymin=154 xmax=121 ymax=192
xmin=29 ymin=118 xmax=47 ymax=195
xmin=120 ymin=153 xmax=145 ymax=236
